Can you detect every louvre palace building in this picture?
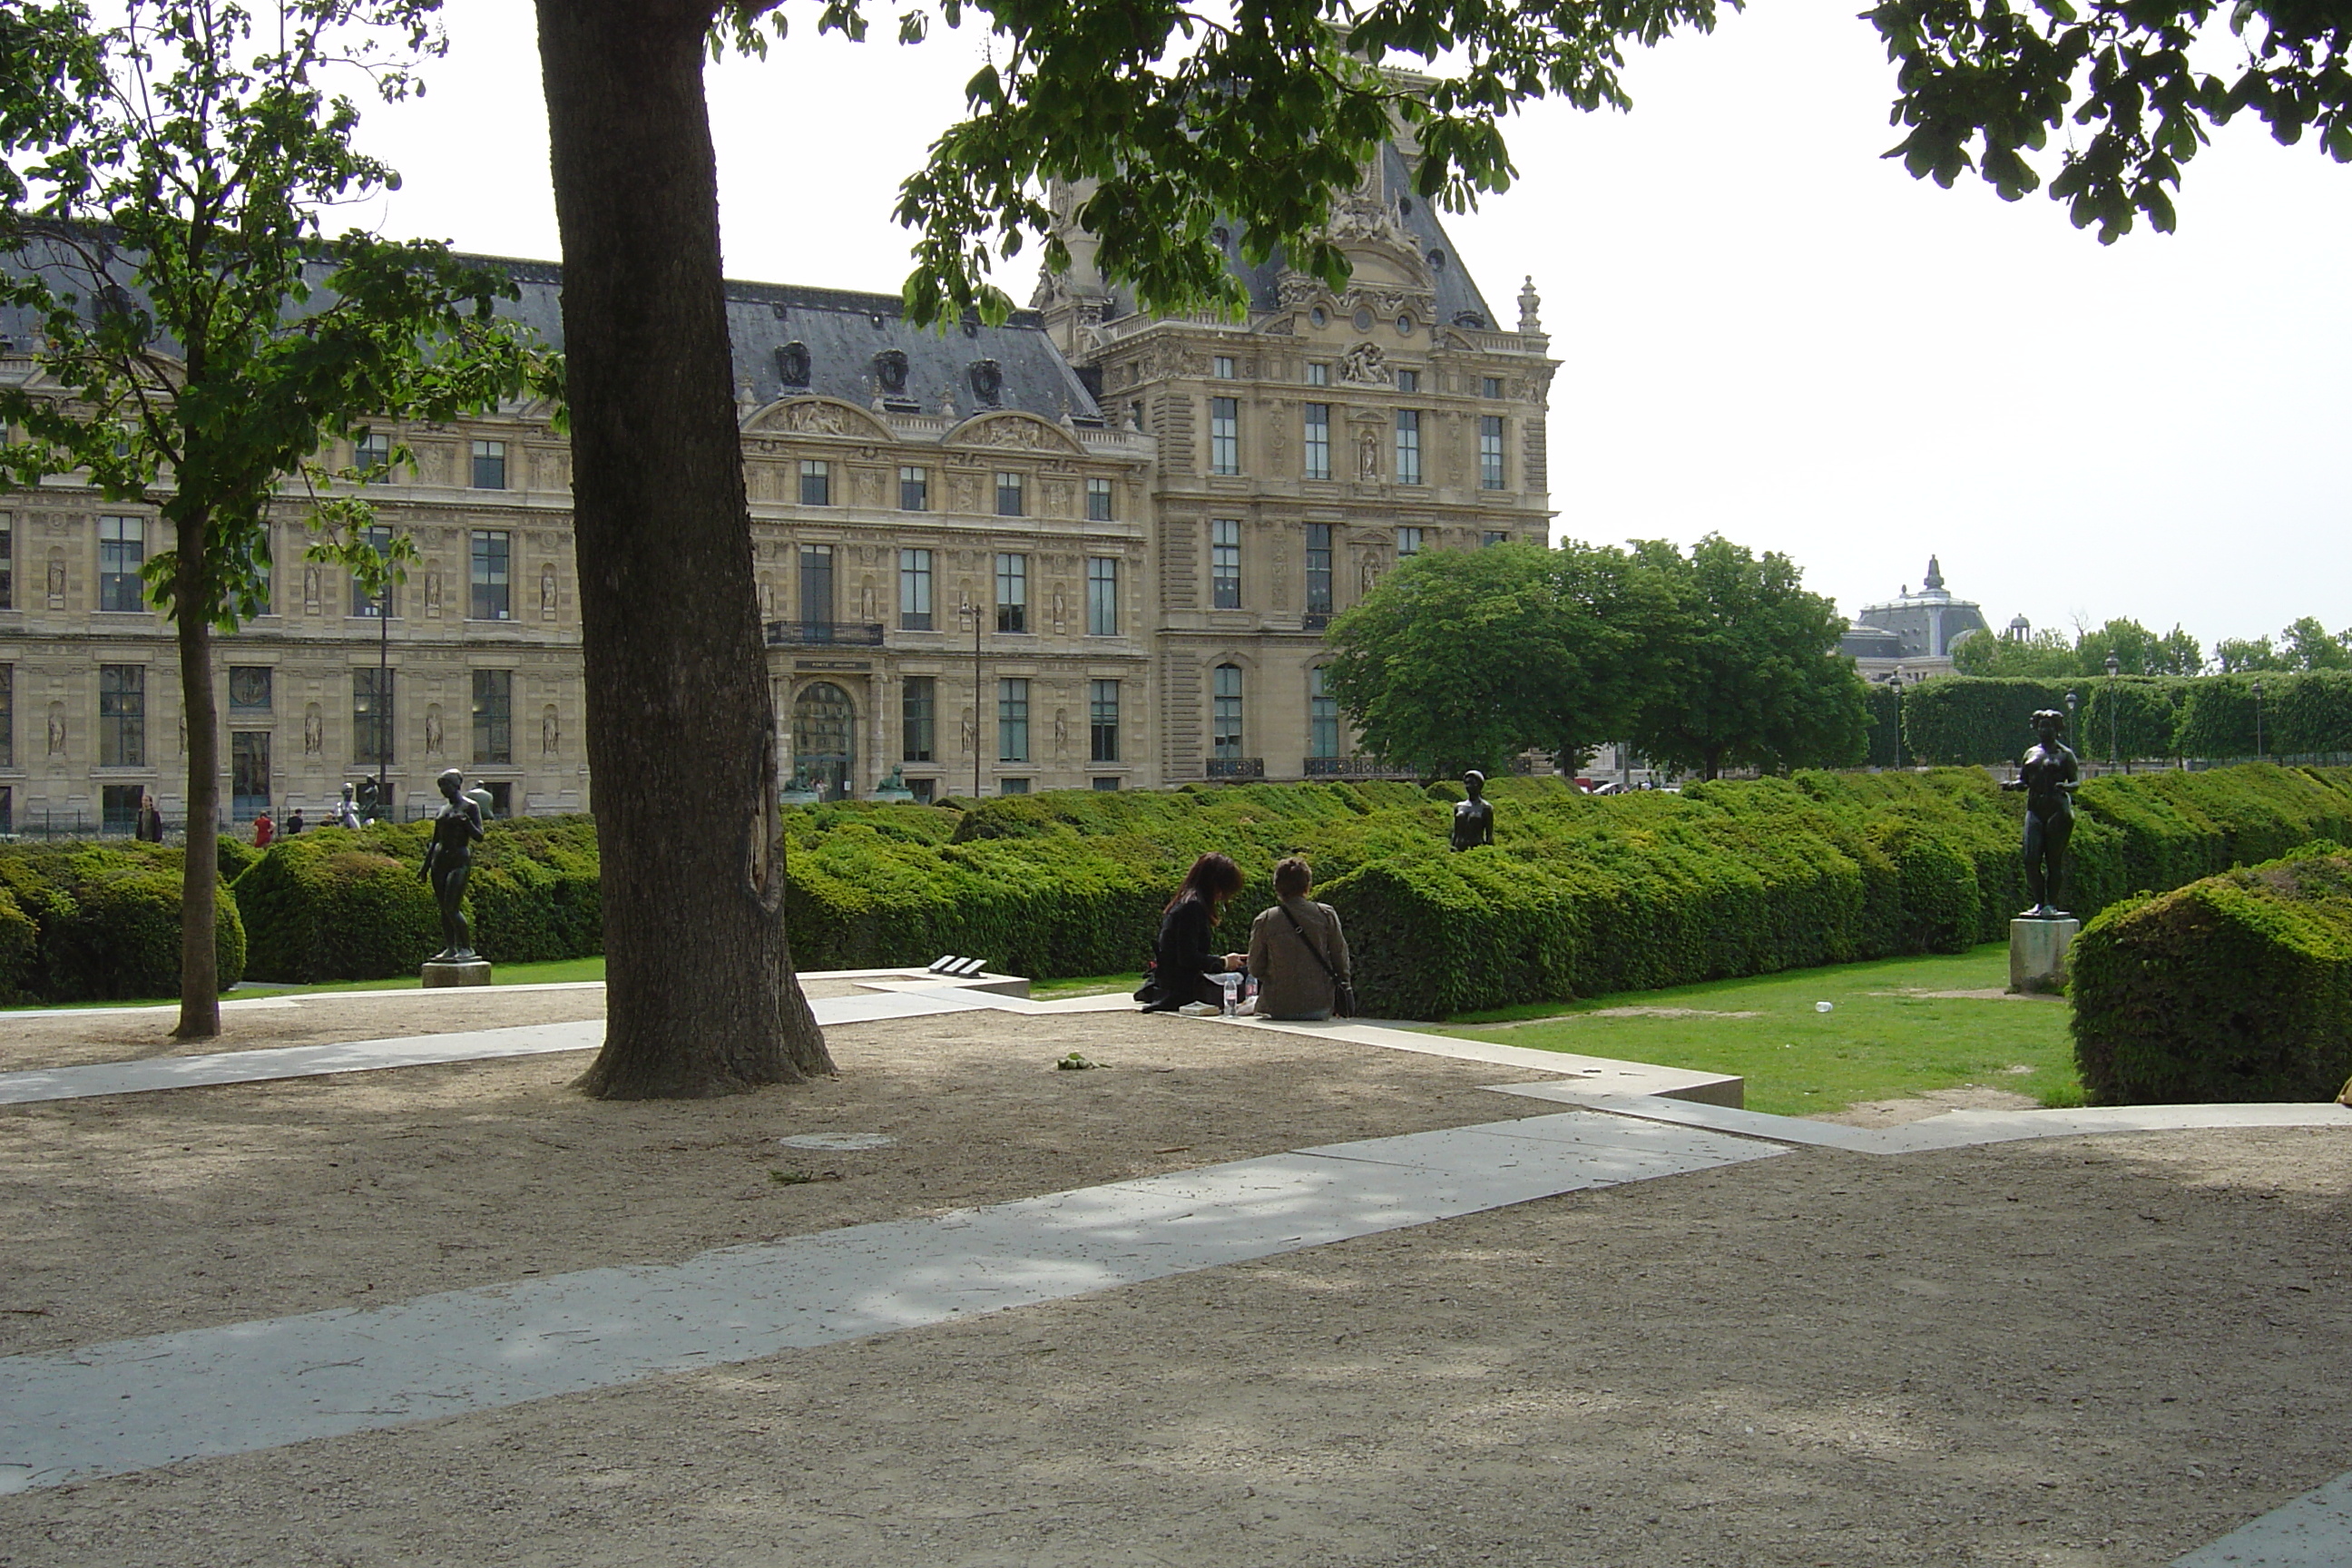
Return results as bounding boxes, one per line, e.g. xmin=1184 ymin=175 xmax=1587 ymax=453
xmin=0 ymin=152 xmax=1556 ymax=830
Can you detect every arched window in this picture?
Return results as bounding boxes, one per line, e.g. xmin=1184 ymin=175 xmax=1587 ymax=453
xmin=792 ymin=682 xmax=857 ymax=800
xmin=1211 ymin=664 xmax=1243 ymax=760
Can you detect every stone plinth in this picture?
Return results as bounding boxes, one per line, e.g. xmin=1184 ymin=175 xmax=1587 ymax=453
xmin=421 ymin=958 xmax=493 ymax=988
xmin=2008 ymin=917 xmax=2079 ymax=995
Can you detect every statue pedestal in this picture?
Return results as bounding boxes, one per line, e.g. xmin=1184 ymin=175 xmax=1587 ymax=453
xmin=2008 ymin=918 xmax=2079 ymax=995
xmin=422 ymin=958 xmax=492 ymax=988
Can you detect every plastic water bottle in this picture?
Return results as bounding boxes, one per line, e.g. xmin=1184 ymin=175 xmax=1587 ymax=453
xmin=1218 ymin=972 xmax=1243 ymax=1015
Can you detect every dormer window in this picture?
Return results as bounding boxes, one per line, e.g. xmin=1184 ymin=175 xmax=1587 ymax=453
xmin=775 ymin=341 xmax=810 ymax=387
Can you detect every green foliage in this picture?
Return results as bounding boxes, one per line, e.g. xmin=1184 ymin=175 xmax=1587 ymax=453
xmin=2075 ymin=619 xmax=2204 ymax=678
xmin=0 ymin=883 xmax=37 ymax=1004
xmin=1863 ymin=681 xmax=1903 ymax=768
xmin=1621 ymin=536 xmax=1867 ymax=779
xmin=1867 ymin=0 xmax=2352 ymax=243
xmin=1898 ymin=678 xmax=2078 ymax=766
xmin=1321 ymin=542 xmax=1633 ymax=777
xmin=215 ymin=834 xmax=263 ymax=883
xmin=237 ymin=816 xmax=605 ymax=981
xmin=1952 ymin=627 xmax=2081 ymax=678
xmin=0 ymin=842 xmax=245 ymax=1000
xmin=2077 ymin=679 xmax=2188 ymax=764
xmin=2072 ymin=845 xmax=2352 ymax=1104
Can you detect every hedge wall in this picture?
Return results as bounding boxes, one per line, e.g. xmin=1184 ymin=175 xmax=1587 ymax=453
xmin=779 ymin=766 xmax=2352 ymax=1019
xmin=2072 ymin=843 xmax=2352 ymax=1103
xmin=238 ymin=815 xmax=603 ymax=982
xmin=1899 ymin=673 xmax=2352 ymax=767
xmin=0 ymin=843 xmax=246 ymax=1003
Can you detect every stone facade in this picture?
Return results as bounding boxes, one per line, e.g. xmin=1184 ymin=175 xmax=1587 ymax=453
xmin=0 ymin=157 xmax=1555 ymax=828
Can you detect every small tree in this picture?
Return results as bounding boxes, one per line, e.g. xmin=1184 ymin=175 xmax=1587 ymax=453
xmin=1953 ymin=626 xmax=2080 ymax=678
xmin=1622 ymin=536 xmax=1867 ymax=779
xmin=0 ymin=0 xmax=544 ymax=1037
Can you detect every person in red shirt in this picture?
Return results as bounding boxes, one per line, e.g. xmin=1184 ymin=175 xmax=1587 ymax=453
xmin=252 ymin=810 xmax=275 ymax=848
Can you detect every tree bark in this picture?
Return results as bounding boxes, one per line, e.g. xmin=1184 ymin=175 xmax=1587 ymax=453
xmin=535 ymin=0 xmax=831 ymax=1097
xmin=174 ymin=536 xmax=220 ymax=1039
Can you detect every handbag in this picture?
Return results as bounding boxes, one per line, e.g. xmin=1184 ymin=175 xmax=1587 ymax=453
xmin=1279 ymin=903 xmax=1354 ymax=1017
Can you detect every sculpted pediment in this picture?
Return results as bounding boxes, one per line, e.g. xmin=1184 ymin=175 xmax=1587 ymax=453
xmin=946 ymin=411 xmax=1083 ymax=455
xmin=741 ymin=397 xmax=893 ymax=441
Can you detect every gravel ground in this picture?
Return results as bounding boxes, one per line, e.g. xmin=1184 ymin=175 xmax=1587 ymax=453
xmin=2 ymin=991 xmax=2347 ymax=1566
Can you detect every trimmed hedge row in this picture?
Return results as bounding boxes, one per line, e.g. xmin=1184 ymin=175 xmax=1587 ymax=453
xmin=0 ymin=843 xmax=246 ymax=1003
xmin=1902 ymin=672 xmax=2352 ymax=767
xmin=2072 ymin=843 xmax=2352 ymax=1104
xmin=784 ymin=766 xmax=2352 ymax=1019
xmin=238 ymin=816 xmax=602 ymax=982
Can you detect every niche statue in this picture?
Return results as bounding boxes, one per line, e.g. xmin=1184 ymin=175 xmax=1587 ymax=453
xmin=420 ymin=768 xmax=486 ymax=960
xmin=2001 ymin=710 xmax=2080 ymax=917
xmin=1450 ymin=769 xmax=1496 ymax=851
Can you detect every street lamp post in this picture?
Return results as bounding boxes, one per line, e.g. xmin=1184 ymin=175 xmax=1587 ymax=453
xmin=2252 ymin=678 xmax=2265 ymax=761
xmin=2104 ymin=652 xmax=2121 ymax=773
xmin=1892 ymin=666 xmax=1905 ymax=769
xmin=2064 ymin=690 xmax=2079 ymax=764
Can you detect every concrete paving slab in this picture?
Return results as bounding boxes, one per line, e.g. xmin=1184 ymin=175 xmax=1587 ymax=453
xmin=0 ymin=1022 xmax=604 ymax=1105
xmin=0 ymin=1112 xmax=1782 ymax=1492
xmin=1235 ymin=1018 xmax=1746 ymax=1104
xmin=2177 ymin=1471 xmax=2352 ymax=1566
xmin=1491 ymin=1085 xmax=2352 ymax=1153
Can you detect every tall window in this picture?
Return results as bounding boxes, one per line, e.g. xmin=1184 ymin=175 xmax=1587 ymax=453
xmin=1395 ymin=409 xmax=1422 ymax=485
xmin=230 ymin=732 xmax=270 ymax=821
xmin=1396 ymin=368 xmax=1420 ymax=393
xmin=1307 ymin=361 xmax=1329 ymax=387
xmin=99 ymin=664 xmax=146 ymax=767
xmin=899 ymin=548 xmax=934 ymax=631
xmin=995 ymin=471 xmax=1024 ymax=517
xmin=1482 ymin=376 xmax=1504 ymax=399
xmin=99 ymin=515 xmax=144 ymax=612
xmin=1213 ymin=354 xmax=1236 ymax=379
xmin=1211 ymin=664 xmax=1243 ymax=759
xmin=1396 ymin=525 xmax=1425 ymax=557
xmin=1210 ymin=519 xmax=1241 ymax=609
xmin=470 ymin=439 xmax=506 ymax=489
xmin=470 ymin=530 xmax=511 ymax=620
xmin=799 ymin=544 xmax=834 ymax=633
xmin=351 ymin=524 xmax=394 ymax=616
xmin=1086 ymin=477 xmax=1114 ymax=521
xmin=899 ymin=466 xmax=929 ymax=511
xmin=354 ymin=430 xmax=392 ymax=480
xmin=473 ymin=669 xmax=513 ymax=765
xmin=1310 ymin=667 xmax=1340 ymax=760
xmin=0 ymin=513 xmax=12 ymax=608
xmin=902 ymin=675 xmax=936 ymax=762
xmin=1209 ymin=397 xmax=1240 ymax=475
xmin=1085 ymin=557 xmax=1119 ymax=637
xmin=1304 ymin=524 xmax=1333 ymax=618
xmin=0 ymin=665 xmax=13 ymax=769
xmin=353 ymin=669 xmax=394 ymax=766
xmin=1480 ymin=415 xmax=1505 ymax=489
xmin=997 ymin=678 xmax=1030 ymax=762
xmin=995 ymin=552 xmax=1029 ymax=632
xmin=1303 ymin=404 xmax=1330 ymax=481
xmin=1484 ymin=531 xmax=1509 ymax=547
xmin=799 ymin=459 xmax=831 ymax=505
xmin=229 ymin=666 xmax=272 ymax=715
xmin=1090 ymin=680 xmax=1120 ymax=763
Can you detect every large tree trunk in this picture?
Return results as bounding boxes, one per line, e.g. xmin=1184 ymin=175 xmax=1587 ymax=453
xmin=174 ymin=548 xmax=220 ymax=1039
xmin=535 ymin=0 xmax=831 ymax=1097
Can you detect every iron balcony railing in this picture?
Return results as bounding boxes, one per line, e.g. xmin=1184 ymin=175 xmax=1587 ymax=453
xmin=1204 ymin=757 xmax=1265 ymax=780
xmin=765 ymin=621 xmax=887 ymax=648
xmin=1303 ymin=755 xmax=1419 ymax=780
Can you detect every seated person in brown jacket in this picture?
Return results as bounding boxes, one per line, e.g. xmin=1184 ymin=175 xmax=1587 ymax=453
xmin=1247 ymin=857 xmax=1352 ymax=1021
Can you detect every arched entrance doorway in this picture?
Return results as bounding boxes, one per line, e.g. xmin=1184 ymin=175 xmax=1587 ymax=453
xmin=791 ymin=681 xmax=857 ymax=800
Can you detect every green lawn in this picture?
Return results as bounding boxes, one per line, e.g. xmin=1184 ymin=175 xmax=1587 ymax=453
xmin=1030 ymin=972 xmax=1145 ymax=999
xmin=1434 ymin=943 xmax=2082 ymax=1117
xmin=0 ymin=956 xmax=609 ymax=1012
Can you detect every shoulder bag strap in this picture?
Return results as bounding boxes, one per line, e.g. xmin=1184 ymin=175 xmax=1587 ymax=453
xmin=1279 ymin=904 xmax=1338 ymax=979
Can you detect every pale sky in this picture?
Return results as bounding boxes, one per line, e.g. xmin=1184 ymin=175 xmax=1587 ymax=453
xmin=353 ymin=2 xmax=2349 ymax=655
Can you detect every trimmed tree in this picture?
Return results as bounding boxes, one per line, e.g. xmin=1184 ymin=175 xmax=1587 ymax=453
xmin=1622 ymin=535 xmax=1867 ymax=779
xmin=0 ymin=0 xmax=542 ymax=1038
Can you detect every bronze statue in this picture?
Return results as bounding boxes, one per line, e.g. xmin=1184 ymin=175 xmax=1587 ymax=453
xmin=1450 ymin=769 xmax=1495 ymax=851
xmin=420 ymin=768 xmax=486 ymax=960
xmin=2002 ymin=710 xmax=2080 ymax=917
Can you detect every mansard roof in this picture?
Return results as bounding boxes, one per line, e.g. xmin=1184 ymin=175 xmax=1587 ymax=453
xmin=0 ymin=231 xmax=1104 ymax=425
